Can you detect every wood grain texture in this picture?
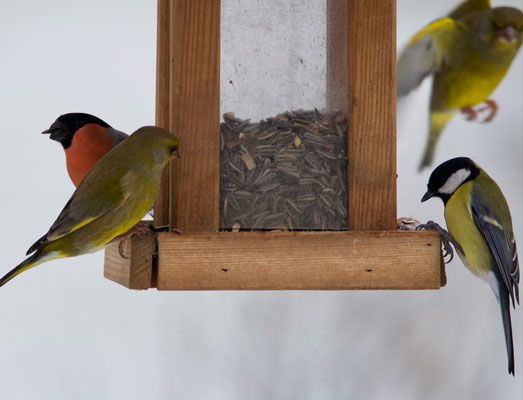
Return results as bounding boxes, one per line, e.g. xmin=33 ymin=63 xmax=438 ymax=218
xmin=156 ymin=230 xmax=444 ymax=290
xmin=103 ymin=231 xmax=156 ymax=290
xmin=326 ymin=0 xmax=348 ymax=112
xmin=154 ymin=0 xmax=172 ymax=227
xmin=347 ymin=0 xmax=397 ymax=230
xmin=169 ymin=0 xmax=221 ymax=232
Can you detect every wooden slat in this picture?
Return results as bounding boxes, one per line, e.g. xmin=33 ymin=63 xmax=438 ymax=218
xmin=103 ymin=231 xmax=156 ymax=290
xmin=326 ymin=0 xmax=348 ymax=112
xmin=347 ymin=0 xmax=396 ymax=230
xmin=154 ymin=0 xmax=172 ymax=227
xmin=169 ymin=0 xmax=221 ymax=232
xmin=156 ymin=230 xmax=444 ymax=290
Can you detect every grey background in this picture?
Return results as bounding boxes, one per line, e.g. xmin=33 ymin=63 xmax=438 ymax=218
xmin=0 ymin=0 xmax=521 ymax=399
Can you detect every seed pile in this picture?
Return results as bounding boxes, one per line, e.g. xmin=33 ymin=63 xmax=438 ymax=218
xmin=220 ymin=109 xmax=348 ymax=230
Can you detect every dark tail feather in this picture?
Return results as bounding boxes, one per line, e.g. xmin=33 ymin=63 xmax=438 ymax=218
xmin=418 ymin=111 xmax=454 ymax=172
xmin=26 ymin=233 xmax=47 ymax=255
xmin=499 ymin=286 xmax=515 ymax=375
xmin=418 ymin=137 xmax=438 ymax=172
xmin=0 ymin=251 xmax=41 ymax=288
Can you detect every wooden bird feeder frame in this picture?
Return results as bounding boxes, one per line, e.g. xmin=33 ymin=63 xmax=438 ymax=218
xmin=104 ymin=0 xmax=445 ymax=290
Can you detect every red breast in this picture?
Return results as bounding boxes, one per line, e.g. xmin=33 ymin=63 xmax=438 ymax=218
xmin=65 ymin=124 xmax=117 ymax=187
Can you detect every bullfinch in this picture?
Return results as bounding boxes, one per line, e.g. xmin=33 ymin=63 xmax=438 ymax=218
xmin=42 ymin=113 xmax=128 ymax=186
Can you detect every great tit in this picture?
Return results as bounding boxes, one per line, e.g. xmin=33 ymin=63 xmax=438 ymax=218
xmin=421 ymin=156 xmax=519 ymax=375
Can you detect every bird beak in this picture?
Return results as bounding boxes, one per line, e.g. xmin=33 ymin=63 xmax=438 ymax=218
xmin=498 ymin=26 xmax=518 ymax=43
xmin=421 ymin=190 xmax=435 ymax=202
xmin=41 ymin=124 xmax=68 ymax=142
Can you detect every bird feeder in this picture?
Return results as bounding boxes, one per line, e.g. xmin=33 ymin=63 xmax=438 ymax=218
xmin=104 ymin=0 xmax=445 ymax=290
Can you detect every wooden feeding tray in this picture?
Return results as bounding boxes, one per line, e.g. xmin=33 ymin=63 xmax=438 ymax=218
xmin=104 ymin=0 xmax=445 ymax=291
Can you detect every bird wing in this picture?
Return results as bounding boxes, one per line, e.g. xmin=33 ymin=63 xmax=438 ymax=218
xmin=471 ymin=191 xmax=520 ymax=306
xmin=26 ymin=170 xmax=129 ymax=255
xmin=447 ymin=0 xmax=491 ymax=20
xmin=107 ymin=127 xmax=129 ymax=145
xmin=397 ymin=18 xmax=468 ymax=96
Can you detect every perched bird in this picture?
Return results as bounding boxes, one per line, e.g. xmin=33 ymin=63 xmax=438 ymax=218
xmin=397 ymin=0 xmax=523 ymax=170
xmin=42 ymin=113 xmax=128 ymax=186
xmin=422 ymin=157 xmax=519 ymax=375
xmin=0 ymin=126 xmax=179 ymax=287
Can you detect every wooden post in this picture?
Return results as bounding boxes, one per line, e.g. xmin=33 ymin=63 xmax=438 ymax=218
xmin=154 ymin=0 xmax=171 ymax=227
xmin=347 ymin=0 xmax=397 ymax=230
xmin=168 ymin=0 xmax=221 ymax=232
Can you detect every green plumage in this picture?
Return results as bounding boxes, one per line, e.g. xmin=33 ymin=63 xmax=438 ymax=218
xmin=445 ymin=170 xmax=516 ymax=279
xmin=0 ymin=126 xmax=180 ymax=287
xmin=397 ymin=0 xmax=523 ymax=170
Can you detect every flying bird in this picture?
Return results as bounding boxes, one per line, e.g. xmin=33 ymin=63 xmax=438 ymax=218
xmin=397 ymin=0 xmax=523 ymax=170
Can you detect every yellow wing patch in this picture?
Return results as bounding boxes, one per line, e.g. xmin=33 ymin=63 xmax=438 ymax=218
xmin=409 ymin=18 xmax=468 ymax=67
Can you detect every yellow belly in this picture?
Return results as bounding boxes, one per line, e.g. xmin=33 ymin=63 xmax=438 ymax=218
xmin=444 ymin=182 xmax=494 ymax=275
xmin=431 ymin=57 xmax=509 ymax=111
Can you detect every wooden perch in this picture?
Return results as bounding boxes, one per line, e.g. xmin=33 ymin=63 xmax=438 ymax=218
xmin=104 ymin=231 xmax=157 ymax=290
xmin=104 ymin=230 xmax=445 ymax=290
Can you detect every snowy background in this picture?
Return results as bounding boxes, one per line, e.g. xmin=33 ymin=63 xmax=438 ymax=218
xmin=0 ymin=0 xmax=521 ymax=399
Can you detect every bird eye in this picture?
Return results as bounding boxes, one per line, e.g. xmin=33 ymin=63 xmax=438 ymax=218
xmin=169 ymin=146 xmax=177 ymax=155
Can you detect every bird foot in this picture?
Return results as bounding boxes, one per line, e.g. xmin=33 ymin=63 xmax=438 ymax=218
xmin=151 ymin=225 xmax=182 ymax=234
xmin=114 ymin=221 xmax=157 ymax=259
xmin=460 ymin=106 xmax=478 ymax=121
xmin=416 ymin=221 xmax=463 ymax=263
xmin=476 ymin=99 xmax=498 ymax=123
xmin=460 ymin=100 xmax=498 ymax=123
xmin=149 ymin=224 xmax=169 ymax=233
xmin=115 ymin=223 xmax=183 ymax=258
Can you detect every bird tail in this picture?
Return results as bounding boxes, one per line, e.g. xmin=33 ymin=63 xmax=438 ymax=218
xmin=0 ymin=249 xmax=57 ymax=288
xmin=499 ymin=285 xmax=515 ymax=375
xmin=418 ymin=111 xmax=454 ymax=171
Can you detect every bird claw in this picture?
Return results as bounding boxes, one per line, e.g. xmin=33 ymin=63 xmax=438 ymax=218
xmin=149 ymin=224 xmax=169 ymax=233
xmin=460 ymin=99 xmax=498 ymax=123
xmin=476 ymin=99 xmax=498 ymax=123
xmin=148 ymin=225 xmax=182 ymax=234
xmin=115 ymin=221 xmax=159 ymax=259
xmin=116 ymin=223 xmax=182 ymax=258
xmin=416 ymin=221 xmax=463 ymax=264
xmin=460 ymin=106 xmax=477 ymax=121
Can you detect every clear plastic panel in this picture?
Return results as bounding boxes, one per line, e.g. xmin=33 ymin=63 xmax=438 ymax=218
xmin=220 ymin=0 xmax=348 ymax=230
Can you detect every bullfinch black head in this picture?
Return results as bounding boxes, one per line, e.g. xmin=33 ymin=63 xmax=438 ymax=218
xmin=42 ymin=113 xmax=111 ymax=149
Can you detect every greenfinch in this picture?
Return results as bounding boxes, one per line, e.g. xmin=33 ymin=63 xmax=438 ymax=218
xmin=42 ymin=113 xmax=128 ymax=187
xmin=397 ymin=0 xmax=523 ymax=170
xmin=0 ymin=126 xmax=179 ymax=287
xmin=422 ymin=157 xmax=519 ymax=375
